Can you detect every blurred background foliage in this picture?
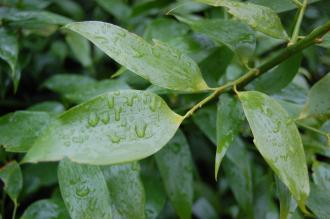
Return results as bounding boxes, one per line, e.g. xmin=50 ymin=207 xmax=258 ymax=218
xmin=0 ymin=0 xmax=330 ymax=218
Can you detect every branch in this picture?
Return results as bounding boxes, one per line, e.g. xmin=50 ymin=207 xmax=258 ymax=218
xmin=184 ymin=20 xmax=330 ymax=119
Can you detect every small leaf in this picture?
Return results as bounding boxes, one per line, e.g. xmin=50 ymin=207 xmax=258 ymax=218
xmin=21 ymin=199 xmax=69 ymax=219
xmin=102 ymin=162 xmax=145 ymax=219
xmin=155 ymin=130 xmax=194 ymax=219
xmin=238 ymin=91 xmax=309 ymax=210
xmin=64 ymin=21 xmax=209 ymax=91
xmin=177 ymin=16 xmax=256 ymax=61
xmin=196 ymin=0 xmax=288 ymax=39
xmin=0 ymin=161 xmax=23 ymax=204
xmin=301 ymin=73 xmax=330 ymax=119
xmin=65 ymin=31 xmax=92 ymax=67
xmin=58 ymin=159 xmax=112 ymax=219
xmin=215 ymin=94 xmax=244 ymax=179
xmin=23 ymin=90 xmax=183 ymax=165
xmin=0 ymin=111 xmax=53 ymax=152
xmin=0 ymin=28 xmax=20 ymax=91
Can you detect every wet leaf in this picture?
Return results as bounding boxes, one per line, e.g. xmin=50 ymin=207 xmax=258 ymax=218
xmin=23 ymin=90 xmax=183 ymax=165
xmin=64 ymin=21 xmax=209 ymax=91
xmin=301 ymin=73 xmax=330 ymax=119
xmin=196 ymin=0 xmax=288 ymax=39
xmin=58 ymin=159 xmax=112 ymax=219
xmin=0 ymin=161 xmax=23 ymax=204
xmin=21 ymin=199 xmax=69 ymax=219
xmin=238 ymin=91 xmax=309 ymax=210
xmin=155 ymin=130 xmax=194 ymax=219
xmin=215 ymin=94 xmax=244 ymax=179
xmin=102 ymin=162 xmax=145 ymax=219
xmin=0 ymin=111 xmax=53 ymax=152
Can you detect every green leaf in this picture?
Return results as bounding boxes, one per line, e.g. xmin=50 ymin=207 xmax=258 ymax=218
xmin=96 ymin=0 xmax=130 ymax=20
xmin=176 ymin=16 xmax=256 ymax=61
xmin=312 ymin=162 xmax=330 ymax=191
xmin=0 ymin=28 xmax=20 ymax=91
xmin=250 ymin=0 xmax=321 ymax=13
xmin=301 ymin=73 xmax=330 ymax=119
xmin=238 ymin=91 xmax=309 ymax=210
xmin=0 ymin=161 xmax=23 ymax=204
xmin=28 ymin=101 xmax=65 ymax=114
xmin=254 ymin=53 xmax=302 ymax=94
xmin=196 ymin=0 xmax=288 ymax=39
xmin=193 ymin=105 xmax=216 ymax=144
xmin=155 ymin=130 xmax=194 ymax=219
xmin=0 ymin=111 xmax=53 ymax=152
xmin=21 ymin=199 xmax=69 ymax=219
xmin=65 ymin=31 xmax=92 ymax=67
xmin=58 ymin=158 xmax=112 ymax=219
xmin=319 ymin=32 xmax=330 ymax=48
xmin=64 ymin=21 xmax=209 ymax=91
xmin=275 ymin=176 xmax=297 ymax=219
xmin=215 ymin=94 xmax=244 ymax=179
xmin=102 ymin=162 xmax=145 ymax=219
xmin=23 ymin=90 xmax=183 ymax=164
xmin=223 ymin=138 xmax=254 ymax=218
xmin=306 ymin=183 xmax=330 ymax=219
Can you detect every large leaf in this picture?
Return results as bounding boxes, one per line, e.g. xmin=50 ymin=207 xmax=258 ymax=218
xmin=250 ymin=0 xmax=321 ymax=13
xmin=0 ymin=161 xmax=23 ymax=205
xmin=64 ymin=21 xmax=209 ymax=92
xmin=238 ymin=91 xmax=309 ymax=210
xmin=0 ymin=28 xmax=20 ymax=91
xmin=102 ymin=163 xmax=145 ymax=219
xmin=155 ymin=130 xmax=194 ymax=219
xmin=215 ymin=94 xmax=244 ymax=179
xmin=196 ymin=0 xmax=288 ymax=39
xmin=177 ymin=17 xmax=256 ymax=62
xmin=58 ymin=159 xmax=112 ymax=219
xmin=23 ymin=90 xmax=183 ymax=165
xmin=21 ymin=199 xmax=69 ymax=219
xmin=0 ymin=111 xmax=53 ymax=152
xmin=301 ymin=73 xmax=330 ymax=119
xmin=306 ymin=183 xmax=330 ymax=219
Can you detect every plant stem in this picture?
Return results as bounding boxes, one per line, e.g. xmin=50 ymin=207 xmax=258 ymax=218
xmin=291 ymin=0 xmax=303 ymax=8
xmin=296 ymin=122 xmax=330 ymax=141
xmin=290 ymin=0 xmax=308 ymax=45
xmin=184 ymin=20 xmax=330 ymax=119
xmin=12 ymin=204 xmax=17 ymax=219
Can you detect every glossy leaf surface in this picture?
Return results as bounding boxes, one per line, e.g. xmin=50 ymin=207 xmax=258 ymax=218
xmin=102 ymin=163 xmax=145 ymax=219
xmin=64 ymin=21 xmax=209 ymax=91
xmin=21 ymin=199 xmax=69 ymax=219
xmin=23 ymin=90 xmax=183 ymax=165
xmin=215 ymin=94 xmax=244 ymax=179
xmin=155 ymin=130 xmax=194 ymax=219
xmin=58 ymin=159 xmax=112 ymax=219
xmin=0 ymin=111 xmax=53 ymax=152
xmin=0 ymin=161 xmax=22 ymax=204
xmin=238 ymin=91 xmax=309 ymax=209
xmin=196 ymin=0 xmax=288 ymax=39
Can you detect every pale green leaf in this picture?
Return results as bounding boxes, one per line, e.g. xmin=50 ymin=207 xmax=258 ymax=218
xmin=312 ymin=162 xmax=330 ymax=191
xmin=102 ymin=162 xmax=145 ymax=219
xmin=23 ymin=90 xmax=183 ymax=165
xmin=238 ymin=91 xmax=309 ymax=210
xmin=301 ymin=73 xmax=330 ymax=119
xmin=0 ymin=161 xmax=23 ymax=204
xmin=58 ymin=159 xmax=112 ymax=219
xmin=0 ymin=111 xmax=53 ymax=152
xmin=155 ymin=130 xmax=194 ymax=219
xmin=306 ymin=183 xmax=330 ymax=219
xmin=215 ymin=94 xmax=244 ymax=179
xmin=64 ymin=21 xmax=209 ymax=91
xmin=21 ymin=199 xmax=69 ymax=219
xmin=28 ymin=101 xmax=65 ymax=114
xmin=196 ymin=0 xmax=288 ymax=39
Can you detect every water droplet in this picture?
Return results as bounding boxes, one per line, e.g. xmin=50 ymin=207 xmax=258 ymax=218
xmin=117 ymin=31 xmax=127 ymax=38
xmin=132 ymin=47 xmax=144 ymax=58
xmin=88 ymin=112 xmax=99 ymax=127
xmin=273 ymin=120 xmax=281 ymax=133
xmin=114 ymin=91 xmax=121 ymax=96
xmin=149 ymin=96 xmax=157 ymax=112
xmin=115 ymin=107 xmax=122 ymax=121
xmin=170 ymin=143 xmax=181 ymax=153
xmin=101 ymin=111 xmax=110 ymax=124
xmin=127 ymin=95 xmax=137 ymax=107
xmin=76 ymin=186 xmax=90 ymax=197
xmin=64 ymin=141 xmax=71 ymax=147
xmin=109 ymin=133 xmax=121 ymax=143
xmin=135 ymin=123 xmax=147 ymax=138
xmin=107 ymin=96 xmax=115 ymax=109
xmin=72 ymin=136 xmax=84 ymax=144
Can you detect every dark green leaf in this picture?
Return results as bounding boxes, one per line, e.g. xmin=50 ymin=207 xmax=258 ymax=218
xmin=238 ymin=91 xmax=309 ymax=210
xmin=58 ymin=159 xmax=112 ymax=219
xmin=96 ymin=0 xmax=130 ymax=20
xmin=215 ymin=94 xmax=244 ymax=179
xmin=65 ymin=31 xmax=92 ymax=67
xmin=21 ymin=199 xmax=69 ymax=219
xmin=155 ymin=130 xmax=194 ymax=219
xmin=250 ymin=0 xmax=321 ymax=13
xmin=64 ymin=21 xmax=209 ymax=91
xmin=0 ymin=161 xmax=23 ymax=204
xmin=0 ymin=111 xmax=53 ymax=152
xmin=102 ymin=162 xmax=145 ymax=219
xmin=23 ymin=90 xmax=183 ymax=165
xmin=193 ymin=105 xmax=216 ymax=144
